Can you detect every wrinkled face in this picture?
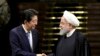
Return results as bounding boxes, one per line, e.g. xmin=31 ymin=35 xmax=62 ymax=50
xmin=59 ymin=16 xmax=72 ymax=33
xmin=26 ymin=15 xmax=38 ymax=30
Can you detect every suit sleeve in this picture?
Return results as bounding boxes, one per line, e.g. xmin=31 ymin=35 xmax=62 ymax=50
xmin=9 ymin=30 xmax=36 ymax=56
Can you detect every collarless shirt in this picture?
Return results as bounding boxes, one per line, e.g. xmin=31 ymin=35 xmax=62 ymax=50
xmin=66 ymin=29 xmax=76 ymax=37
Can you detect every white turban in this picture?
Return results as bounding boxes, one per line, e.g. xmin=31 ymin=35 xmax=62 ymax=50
xmin=63 ymin=10 xmax=80 ymax=27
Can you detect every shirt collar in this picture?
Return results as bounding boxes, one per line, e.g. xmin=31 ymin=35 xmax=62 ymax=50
xmin=66 ymin=28 xmax=76 ymax=37
xmin=22 ymin=24 xmax=30 ymax=33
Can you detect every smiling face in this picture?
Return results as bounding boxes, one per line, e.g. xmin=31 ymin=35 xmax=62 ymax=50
xmin=25 ymin=15 xmax=38 ymax=30
xmin=21 ymin=9 xmax=38 ymax=31
xmin=59 ymin=16 xmax=74 ymax=34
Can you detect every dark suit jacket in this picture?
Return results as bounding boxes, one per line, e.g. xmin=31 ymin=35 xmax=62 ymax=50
xmin=9 ymin=25 xmax=39 ymax=56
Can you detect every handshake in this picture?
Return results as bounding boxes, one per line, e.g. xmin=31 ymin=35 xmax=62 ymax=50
xmin=37 ymin=53 xmax=47 ymax=56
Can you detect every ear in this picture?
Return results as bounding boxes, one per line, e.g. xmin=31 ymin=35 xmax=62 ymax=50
xmin=69 ymin=23 xmax=73 ymax=28
xmin=24 ymin=20 xmax=27 ymax=24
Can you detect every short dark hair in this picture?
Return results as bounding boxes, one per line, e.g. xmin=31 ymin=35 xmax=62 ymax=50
xmin=20 ymin=9 xmax=38 ymax=24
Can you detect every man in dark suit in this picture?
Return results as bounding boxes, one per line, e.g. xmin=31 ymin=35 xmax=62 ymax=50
xmin=48 ymin=10 xmax=91 ymax=56
xmin=9 ymin=9 xmax=46 ymax=56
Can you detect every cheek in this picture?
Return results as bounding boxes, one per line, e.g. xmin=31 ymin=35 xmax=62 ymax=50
xmin=64 ymin=24 xmax=69 ymax=29
xmin=60 ymin=25 xmax=66 ymax=29
xmin=29 ymin=22 xmax=34 ymax=27
xmin=31 ymin=23 xmax=35 ymax=26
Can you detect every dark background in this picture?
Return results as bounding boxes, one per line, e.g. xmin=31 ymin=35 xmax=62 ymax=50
xmin=0 ymin=0 xmax=100 ymax=56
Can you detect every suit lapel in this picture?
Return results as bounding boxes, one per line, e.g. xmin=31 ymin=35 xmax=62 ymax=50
xmin=17 ymin=25 xmax=32 ymax=52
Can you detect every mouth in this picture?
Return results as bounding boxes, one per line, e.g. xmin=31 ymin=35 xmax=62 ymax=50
xmin=59 ymin=27 xmax=63 ymax=30
xmin=32 ymin=26 xmax=35 ymax=29
xmin=59 ymin=27 xmax=62 ymax=29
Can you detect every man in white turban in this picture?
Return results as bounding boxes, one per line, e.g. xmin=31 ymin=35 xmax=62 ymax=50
xmin=48 ymin=10 xmax=91 ymax=56
xmin=59 ymin=10 xmax=80 ymax=35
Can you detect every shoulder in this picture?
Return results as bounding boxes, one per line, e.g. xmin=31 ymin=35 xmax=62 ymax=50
xmin=10 ymin=25 xmax=21 ymax=33
xmin=75 ymin=30 xmax=86 ymax=41
xmin=10 ymin=27 xmax=17 ymax=33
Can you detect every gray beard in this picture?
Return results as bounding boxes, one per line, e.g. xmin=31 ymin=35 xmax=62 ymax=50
xmin=59 ymin=29 xmax=68 ymax=35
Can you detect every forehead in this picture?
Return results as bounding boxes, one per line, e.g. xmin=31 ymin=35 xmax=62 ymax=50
xmin=61 ymin=17 xmax=67 ymax=22
xmin=31 ymin=15 xmax=38 ymax=20
xmin=60 ymin=16 xmax=70 ymax=25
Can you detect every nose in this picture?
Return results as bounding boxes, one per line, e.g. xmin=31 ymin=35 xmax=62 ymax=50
xmin=35 ymin=21 xmax=38 ymax=25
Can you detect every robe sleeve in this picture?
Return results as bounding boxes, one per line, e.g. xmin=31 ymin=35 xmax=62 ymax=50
xmin=47 ymin=36 xmax=62 ymax=56
xmin=78 ymin=36 xmax=91 ymax=56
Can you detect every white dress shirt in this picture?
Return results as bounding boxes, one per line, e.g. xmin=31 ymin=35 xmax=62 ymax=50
xmin=22 ymin=24 xmax=33 ymax=51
